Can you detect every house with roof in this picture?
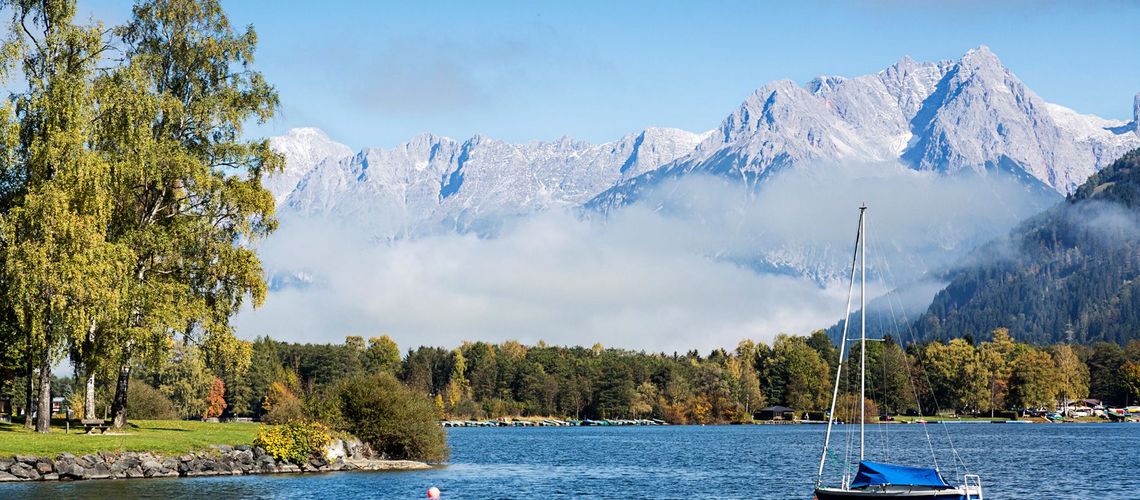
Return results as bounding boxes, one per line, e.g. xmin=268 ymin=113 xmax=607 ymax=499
xmin=756 ymin=405 xmax=796 ymax=421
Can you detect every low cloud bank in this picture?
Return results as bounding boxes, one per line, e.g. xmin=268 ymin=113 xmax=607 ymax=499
xmin=234 ymin=162 xmax=1057 ymax=352
xmin=237 ymin=211 xmax=851 ymax=353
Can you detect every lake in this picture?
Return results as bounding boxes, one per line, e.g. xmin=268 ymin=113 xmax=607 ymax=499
xmin=3 ymin=423 xmax=1138 ymax=499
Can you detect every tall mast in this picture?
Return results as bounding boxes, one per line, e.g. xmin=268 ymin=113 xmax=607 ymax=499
xmin=859 ymin=204 xmax=867 ymax=461
xmin=816 ymin=205 xmax=865 ymax=487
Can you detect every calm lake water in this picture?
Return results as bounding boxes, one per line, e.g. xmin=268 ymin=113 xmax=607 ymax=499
xmin=3 ymin=423 xmax=1138 ymax=499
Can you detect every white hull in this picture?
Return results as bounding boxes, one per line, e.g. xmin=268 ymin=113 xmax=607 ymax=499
xmin=814 ymin=485 xmax=979 ymax=499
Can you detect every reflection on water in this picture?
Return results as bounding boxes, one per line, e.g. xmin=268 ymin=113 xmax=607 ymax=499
xmin=2 ymin=423 xmax=1138 ymax=499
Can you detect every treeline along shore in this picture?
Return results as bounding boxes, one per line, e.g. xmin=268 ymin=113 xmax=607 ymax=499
xmin=269 ymin=330 xmax=1140 ymax=423
xmin=10 ymin=327 xmax=1136 ymax=431
xmin=276 ymin=329 xmax=1139 ymax=424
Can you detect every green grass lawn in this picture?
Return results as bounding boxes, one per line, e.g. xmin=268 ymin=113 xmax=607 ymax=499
xmin=0 ymin=419 xmax=260 ymax=456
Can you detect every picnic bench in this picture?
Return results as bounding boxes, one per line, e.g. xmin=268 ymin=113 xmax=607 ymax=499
xmin=80 ymin=418 xmax=112 ymax=434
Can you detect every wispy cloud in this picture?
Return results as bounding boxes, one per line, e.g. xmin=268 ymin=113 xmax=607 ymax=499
xmin=348 ymin=38 xmax=518 ymax=115
xmin=236 ymin=209 xmax=848 ymax=353
xmin=343 ymin=24 xmax=612 ymax=118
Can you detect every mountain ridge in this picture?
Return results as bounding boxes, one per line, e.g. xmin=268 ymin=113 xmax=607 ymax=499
xmin=263 ymin=46 xmax=1138 ymax=289
xmin=588 ymin=46 xmax=1138 ymax=211
xmin=275 ymin=126 xmax=710 ymax=238
xmin=271 ymin=47 xmax=1137 ymax=229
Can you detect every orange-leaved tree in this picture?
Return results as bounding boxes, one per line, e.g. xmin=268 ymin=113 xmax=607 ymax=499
xmin=204 ymin=377 xmax=227 ymax=419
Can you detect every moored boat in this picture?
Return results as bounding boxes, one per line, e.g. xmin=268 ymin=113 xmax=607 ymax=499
xmin=812 ymin=205 xmax=983 ymax=500
xmin=815 ymin=461 xmax=981 ymax=499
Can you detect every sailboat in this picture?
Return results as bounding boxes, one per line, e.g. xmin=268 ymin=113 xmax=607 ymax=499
xmin=813 ymin=205 xmax=983 ymax=500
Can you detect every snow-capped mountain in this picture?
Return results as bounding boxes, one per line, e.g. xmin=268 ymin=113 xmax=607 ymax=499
xmin=266 ymin=127 xmax=354 ymax=203
xmin=589 ymin=46 xmax=1139 ymax=211
xmin=276 ymin=127 xmax=708 ymax=238
xmin=263 ymin=46 xmax=1138 ymax=289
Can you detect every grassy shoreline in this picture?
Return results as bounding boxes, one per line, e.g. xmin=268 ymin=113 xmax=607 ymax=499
xmin=0 ymin=419 xmax=259 ymax=456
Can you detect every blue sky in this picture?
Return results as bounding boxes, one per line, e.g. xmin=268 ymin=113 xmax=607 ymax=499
xmin=80 ymin=0 xmax=1140 ymax=150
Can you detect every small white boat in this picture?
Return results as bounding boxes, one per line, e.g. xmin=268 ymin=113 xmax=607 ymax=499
xmin=813 ymin=205 xmax=983 ymax=500
xmin=814 ymin=461 xmax=982 ymax=499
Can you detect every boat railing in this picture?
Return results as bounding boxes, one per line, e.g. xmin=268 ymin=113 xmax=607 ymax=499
xmin=963 ymin=474 xmax=983 ymax=500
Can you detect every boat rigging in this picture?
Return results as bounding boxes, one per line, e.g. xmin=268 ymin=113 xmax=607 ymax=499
xmin=812 ymin=205 xmax=984 ymax=500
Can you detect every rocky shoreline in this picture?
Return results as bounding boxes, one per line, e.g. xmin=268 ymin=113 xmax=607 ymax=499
xmin=0 ymin=442 xmax=430 ymax=483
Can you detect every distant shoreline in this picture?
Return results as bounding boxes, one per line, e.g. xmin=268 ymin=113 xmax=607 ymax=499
xmin=439 ymin=417 xmax=1139 ymax=427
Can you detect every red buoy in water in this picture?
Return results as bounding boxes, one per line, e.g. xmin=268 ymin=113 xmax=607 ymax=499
xmin=427 ymin=486 xmax=441 ymax=499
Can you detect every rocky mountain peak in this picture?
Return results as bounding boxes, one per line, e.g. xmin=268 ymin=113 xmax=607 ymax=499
xmin=265 ymin=127 xmax=353 ymax=202
xmin=270 ymin=47 xmax=1139 ymax=244
xmin=284 ymin=127 xmax=331 ymax=140
xmin=588 ymin=47 xmax=1139 ymax=211
xmin=806 ymin=75 xmax=847 ymax=96
xmin=959 ymin=45 xmax=1002 ymax=69
xmin=405 ymin=132 xmax=453 ymax=149
xmin=890 ymin=55 xmax=920 ymax=72
xmin=951 ymin=45 xmax=1017 ymax=96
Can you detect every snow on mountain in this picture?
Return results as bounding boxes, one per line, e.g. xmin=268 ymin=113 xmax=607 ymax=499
xmin=269 ymin=47 xmax=1137 ymax=224
xmin=589 ymin=46 xmax=1140 ymax=211
xmin=273 ymin=127 xmax=707 ymax=238
xmin=903 ymin=46 xmax=1133 ymax=192
xmin=262 ymin=46 xmax=1138 ymax=288
xmin=266 ymin=127 xmax=354 ymax=203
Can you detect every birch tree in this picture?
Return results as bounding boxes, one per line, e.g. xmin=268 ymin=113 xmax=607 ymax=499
xmin=0 ymin=0 xmax=129 ymax=432
xmin=96 ymin=0 xmax=280 ymax=427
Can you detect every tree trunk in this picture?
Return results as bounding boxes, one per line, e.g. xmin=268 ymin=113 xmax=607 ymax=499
xmin=110 ymin=359 xmax=130 ymax=429
xmin=23 ymin=349 xmax=34 ymax=430
xmin=84 ymin=319 xmax=97 ymax=420
xmin=112 ymin=268 xmax=146 ymax=429
xmin=85 ymin=370 xmax=96 ymax=419
xmin=35 ymin=333 xmax=52 ymax=433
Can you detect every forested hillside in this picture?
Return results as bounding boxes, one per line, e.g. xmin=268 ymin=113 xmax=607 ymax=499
xmin=915 ymin=149 xmax=1140 ymax=344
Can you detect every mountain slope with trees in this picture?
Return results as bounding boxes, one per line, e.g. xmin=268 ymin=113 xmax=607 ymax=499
xmin=915 ymin=149 xmax=1140 ymax=344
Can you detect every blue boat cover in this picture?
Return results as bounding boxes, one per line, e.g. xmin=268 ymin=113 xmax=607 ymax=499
xmin=849 ymin=461 xmax=951 ymax=489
